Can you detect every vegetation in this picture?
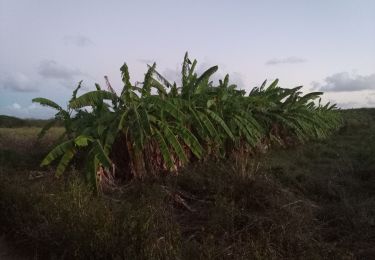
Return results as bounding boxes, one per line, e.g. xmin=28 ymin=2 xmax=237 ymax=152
xmin=0 ymin=109 xmax=374 ymax=259
xmin=0 ymin=115 xmax=55 ymax=128
xmin=32 ymin=53 xmax=342 ymax=189
xmin=0 ymin=53 xmax=357 ymax=258
xmin=0 ymin=127 xmax=63 ymax=170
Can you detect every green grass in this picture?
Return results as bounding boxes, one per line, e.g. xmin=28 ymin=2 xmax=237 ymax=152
xmin=0 ymin=109 xmax=374 ymax=259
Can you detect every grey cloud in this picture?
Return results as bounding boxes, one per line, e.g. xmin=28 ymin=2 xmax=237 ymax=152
xmin=137 ymin=58 xmax=156 ymax=64
xmin=335 ymin=101 xmax=360 ymax=109
xmin=162 ymin=67 xmax=181 ymax=84
xmin=161 ymin=68 xmax=246 ymax=90
xmin=0 ymin=102 xmax=55 ymax=119
xmin=197 ymin=62 xmax=246 ymax=88
xmin=266 ymin=57 xmax=307 ymax=65
xmin=324 ymin=98 xmax=361 ymax=109
xmin=311 ymin=81 xmax=321 ymax=90
xmin=12 ymin=103 xmax=22 ymax=109
xmin=313 ymin=72 xmax=375 ymax=92
xmin=159 ymin=61 xmax=221 ymax=85
xmin=0 ymin=72 xmax=38 ymax=92
xmin=366 ymin=95 xmax=375 ymax=106
xmin=63 ymin=35 xmax=93 ymax=47
xmin=161 ymin=63 xmax=246 ymax=89
xmin=228 ymin=72 xmax=245 ymax=88
xmin=38 ymin=60 xmax=82 ymax=80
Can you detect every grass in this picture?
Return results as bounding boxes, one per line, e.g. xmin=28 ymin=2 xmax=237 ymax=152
xmin=0 ymin=115 xmax=58 ymax=128
xmin=0 ymin=127 xmax=64 ymax=169
xmin=0 ymin=109 xmax=374 ymax=259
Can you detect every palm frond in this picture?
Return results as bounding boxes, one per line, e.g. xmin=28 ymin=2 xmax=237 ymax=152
xmin=69 ymin=90 xmax=118 ymax=109
xmin=32 ymin=98 xmax=63 ymax=112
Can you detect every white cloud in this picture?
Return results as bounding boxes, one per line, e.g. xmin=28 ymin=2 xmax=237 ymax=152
xmin=162 ymin=67 xmax=181 ymax=84
xmin=137 ymin=58 xmax=156 ymax=64
xmin=336 ymin=101 xmax=361 ymax=109
xmin=313 ymin=72 xmax=375 ymax=92
xmin=366 ymin=94 xmax=375 ymax=106
xmin=0 ymin=102 xmax=55 ymax=119
xmin=38 ymin=60 xmax=82 ymax=80
xmin=229 ymin=72 xmax=245 ymax=88
xmin=11 ymin=102 xmax=21 ymax=109
xmin=265 ymin=57 xmax=307 ymax=65
xmin=0 ymin=72 xmax=39 ymax=92
xmin=63 ymin=35 xmax=93 ymax=47
xmin=160 ymin=60 xmax=246 ymax=89
xmin=161 ymin=67 xmax=246 ymax=89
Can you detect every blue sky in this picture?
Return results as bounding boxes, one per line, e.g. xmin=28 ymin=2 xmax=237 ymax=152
xmin=1 ymin=0 xmax=374 ymax=118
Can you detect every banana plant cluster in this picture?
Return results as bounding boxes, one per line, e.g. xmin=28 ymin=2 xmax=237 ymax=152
xmin=33 ymin=52 xmax=342 ymax=189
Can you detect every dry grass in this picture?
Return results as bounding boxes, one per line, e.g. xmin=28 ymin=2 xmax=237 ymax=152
xmin=0 ymin=109 xmax=375 ymax=259
xmin=0 ymin=127 xmax=63 ymax=153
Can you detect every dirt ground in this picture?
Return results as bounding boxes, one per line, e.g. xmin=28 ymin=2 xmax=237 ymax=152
xmin=0 ymin=235 xmax=25 ymax=260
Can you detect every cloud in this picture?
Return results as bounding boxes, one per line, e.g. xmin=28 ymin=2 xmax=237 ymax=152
xmin=160 ymin=62 xmax=246 ymax=89
xmin=197 ymin=62 xmax=246 ymax=88
xmin=0 ymin=61 xmax=89 ymax=94
xmin=336 ymin=101 xmax=361 ymax=109
xmin=313 ymin=72 xmax=375 ymax=92
xmin=11 ymin=102 xmax=21 ymax=109
xmin=162 ymin=67 xmax=181 ymax=84
xmin=366 ymin=95 xmax=375 ymax=106
xmin=0 ymin=102 xmax=55 ymax=119
xmin=0 ymin=72 xmax=38 ymax=92
xmin=137 ymin=58 xmax=156 ymax=64
xmin=265 ymin=56 xmax=307 ymax=65
xmin=63 ymin=35 xmax=93 ymax=47
xmin=228 ymin=72 xmax=245 ymax=88
xmin=38 ymin=60 xmax=82 ymax=80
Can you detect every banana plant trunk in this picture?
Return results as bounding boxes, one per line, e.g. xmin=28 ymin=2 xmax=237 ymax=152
xmin=126 ymin=140 xmax=147 ymax=179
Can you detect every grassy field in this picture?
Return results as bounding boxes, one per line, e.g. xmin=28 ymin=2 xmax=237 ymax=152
xmin=0 ymin=109 xmax=374 ymax=259
xmin=0 ymin=127 xmax=64 ymax=170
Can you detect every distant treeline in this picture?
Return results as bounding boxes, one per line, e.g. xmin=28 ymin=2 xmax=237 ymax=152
xmin=0 ymin=115 xmax=62 ymax=128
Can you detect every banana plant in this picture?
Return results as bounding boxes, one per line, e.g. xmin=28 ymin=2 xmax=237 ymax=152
xmin=35 ymin=52 xmax=342 ymax=190
xmin=32 ymin=81 xmax=83 ymax=141
xmin=40 ymin=134 xmax=112 ymax=189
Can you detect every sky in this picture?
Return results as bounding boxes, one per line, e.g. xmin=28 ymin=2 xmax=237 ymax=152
xmin=0 ymin=0 xmax=374 ymax=118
